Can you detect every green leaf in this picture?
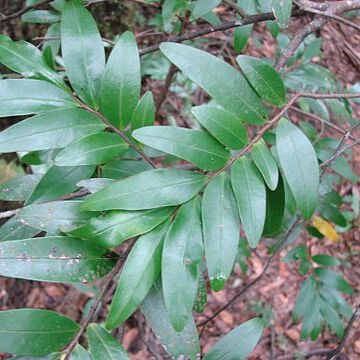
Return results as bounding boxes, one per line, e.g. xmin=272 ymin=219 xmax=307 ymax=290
xmin=237 ymin=55 xmax=286 ymax=106
xmin=263 ymin=176 xmax=285 ymax=237
xmin=319 ymin=298 xmax=344 ymax=338
xmin=312 ymin=254 xmax=341 ymax=267
xmin=203 ymin=318 xmax=264 ymax=360
xmin=26 ymin=165 xmax=95 ymax=204
xmin=43 ymin=22 xmax=61 ymax=57
xmin=102 ymin=159 xmax=152 ymax=179
xmin=0 ymin=79 xmax=76 ymax=117
xmin=193 ymin=268 xmax=207 ymax=313
xmin=0 ymin=216 xmax=40 ymax=242
xmin=0 ymin=236 xmax=116 ymax=283
xmin=61 ymin=1 xmax=105 ymax=107
xmin=133 ymin=126 xmax=229 ymax=171
xmin=0 ymin=309 xmax=79 ymax=356
xmin=131 ymin=91 xmax=155 ymax=131
xmin=82 ymin=169 xmax=206 ymax=211
xmin=192 ymin=0 xmax=221 ymax=19
xmin=162 ymin=198 xmax=203 ymax=331
xmin=55 ymin=132 xmax=128 ymax=166
xmin=160 ymin=42 xmax=267 ymax=124
xmin=314 ymin=268 xmax=353 ymax=295
xmin=70 ymin=345 xmax=91 ymax=360
xmin=276 ymin=118 xmax=319 ymax=219
xmin=0 ymin=108 xmax=105 ymax=153
xmin=106 ymin=221 xmax=170 ymax=329
xmin=101 ymin=31 xmax=140 ymax=128
xmin=141 ymin=282 xmax=200 ymax=359
xmin=234 ymin=24 xmax=252 ymax=53
xmin=0 ymin=35 xmax=64 ymax=88
xmin=231 ymin=157 xmax=266 ymax=247
xmin=18 ymin=200 xmax=95 ymax=234
xmin=271 ymin=0 xmax=292 ymax=29
xmin=252 ymin=139 xmax=279 ymax=190
xmin=22 ymin=10 xmax=60 ymax=23
xmin=202 ymin=173 xmax=240 ymax=291
xmin=0 ymin=174 xmax=41 ymax=201
xmin=318 ymin=204 xmax=347 ymax=227
xmin=191 ymin=105 xmax=248 ymax=150
xmin=293 ymin=276 xmax=317 ymax=322
xmin=70 ymin=207 xmax=174 ymax=248
xmin=87 ymin=324 xmax=129 ymax=360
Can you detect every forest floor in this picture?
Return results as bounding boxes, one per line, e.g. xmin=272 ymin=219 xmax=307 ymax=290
xmin=0 ymin=2 xmax=359 ymax=359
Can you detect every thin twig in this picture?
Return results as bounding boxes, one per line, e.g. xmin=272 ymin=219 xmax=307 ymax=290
xmin=0 ymin=0 xmax=51 ymax=23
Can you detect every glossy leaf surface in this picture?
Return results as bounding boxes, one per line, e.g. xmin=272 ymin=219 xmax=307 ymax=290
xmin=131 ymin=91 xmax=155 ymax=131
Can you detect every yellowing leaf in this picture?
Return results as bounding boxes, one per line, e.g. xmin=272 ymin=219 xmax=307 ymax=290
xmin=312 ymin=216 xmax=340 ymax=242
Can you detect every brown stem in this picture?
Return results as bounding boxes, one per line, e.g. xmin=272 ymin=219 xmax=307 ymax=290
xmin=0 ymin=0 xmax=51 ymax=23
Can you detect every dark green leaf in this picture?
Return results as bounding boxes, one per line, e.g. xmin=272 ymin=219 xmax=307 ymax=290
xmin=0 ymin=108 xmax=105 ymax=152
xmin=202 ymin=173 xmax=240 ymax=291
xmin=271 ymin=0 xmax=292 ymax=28
xmin=293 ymin=276 xmax=317 ymax=322
xmin=252 ymin=139 xmax=279 ymax=190
xmin=61 ymin=1 xmax=105 ymax=107
xmin=82 ymin=169 xmax=206 ymax=211
xmin=0 ymin=236 xmax=116 ymax=283
xmin=193 ymin=269 xmax=207 ymax=313
xmin=0 ymin=216 xmax=40 ymax=242
xmin=160 ymin=42 xmax=267 ymax=124
xmin=133 ymin=126 xmax=229 ymax=171
xmin=162 ymin=198 xmax=203 ymax=331
xmin=203 ymin=318 xmax=263 ymax=360
xmin=70 ymin=345 xmax=91 ymax=360
xmin=231 ymin=157 xmax=266 ymax=247
xmin=191 ymin=105 xmax=248 ymax=150
xmin=237 ymin=55 xmax=286 ymax=106
xmin=18 ymin=200 xmax=95 ymax=234
xmin=318 ymin=204 xmax=347 ymax=227
xmin=131 ymin=91 xmax=155 ymax=131
xmin=319 ymin=298 xmax=344 ymax=338
xmin=234 ymin=24 xmax=252 ymax=53
xmin=0 ymin=309 xmax=79 ymax=356
xmin=106 ymin=221 xmax=170 ymax=329
xmin=101 ymin=31 xmax=140 ymax=128
xmin=22 ymin=10 xmax=60 ymax=23
xmin=263 ymin=176 xmax=285 ymax=237
xmin=0 ymin=174 xmax=41 ymax=201
xmin=102 ymin=160 xmax=152 ymax=179
xmin=314 ymin=268 xmax=353 ymax=295
xmin=0 ymin=79 xmax=76 ymax=117
xmin=55 ymin=132 xmax=128 ymax=166
xmin=0 ymin=35 xmax=64 ymax=88
xmin=141 ymin=282 xmax=200 ymax=359
xmin=276 ymin=118 xmax=319 ymax=219
xmin=70 ymin=207 xmax=174 ymax=248
xmin=26 ymin=165 xmax=95 ymax=204
xmin=312 ymin=254 xmax=341 ymax=267
xmin=87 ymin=324 xmax=129 ymax=360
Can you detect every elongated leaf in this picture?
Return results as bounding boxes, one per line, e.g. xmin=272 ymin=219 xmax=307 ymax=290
xmin=131 ymin=91 xmax=155 ymax=131
xmin=312 ymin=254 xmax=341 ymax=267
xmin=133 ymin=126 xmax=229 ymax=171
xmin=203 ymin=318 xmax=263 ymax=360
xmin=141 ymin=282 xmax=200 ymax=359
xmin=0 ymin=309 xmax=79 ymax=356
xmin=82 ymin=169 xmax=206 ymax=211
xmin=61 ymin=1 xmax=105 ymax=107
xmin=22 ymin=10 xmax=60 ymax=23
xmin=160 ymin=42 xmax=266 ymax=124
xmin=43 ymin=22 xmax=61 ymax=56
xmin=101 ymin=31 xmax=140 ymax=128
xmin=252 ymin=139 xmax=279 ymax=190
xmin=0 ymin=216 xmax=40 ymax=242
xmin=70 ymin=345 xmax=91 ymax=360
xmin=0 ymin=35 xmax=64 ymax=88
xmin=0 ymin=108 xmax=105 ymax=152
xmin=192 ymin=0 xmax=221 ymax=19
xmin=70 ymin=207 xmax=174 ymax=248
xmin=18 ymin=200 xmax=95 ymax=234
xmin=191 ymin=105 xmax=248 ymax=150
xmin=271 ymin=0 xmax=292 ymax=29
xmin=87 ymin=324 xmax=129 ymax=360
xmin=78 ymin=178 xmax=115 ymax=193
xmin=0 ymin=174 xmax=41 ymax=201
xmin=26 ymin=165 xmax=95 ymax=204
xmin=106 ymin=221 xmax=170 ymax=329
xmin=231 ymin=157 xmax=266 ymax=247
xmin=202 ymin=173 xmax=240 ymax=291
xmin=237 ymin=55 xmax=286 ymax=106
xmin=276 ymin=118 xmax=319 ymax=219
xmin=102 ymin=159 xmax=152 ymax=179
xmin=0 ymin=236 xmax=116 ymax=283
xmin=55 ymin=132 xmax=128 ymax=166
xmin=0 ymin=79 xmax=76 ymax=117
xmin=263 ymin=176 xmax=285 ymax=237
xmin=314 ymin=268 xmax=353 ymax=295
xmin=162 ymin=198 xmax=203 ymax=331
